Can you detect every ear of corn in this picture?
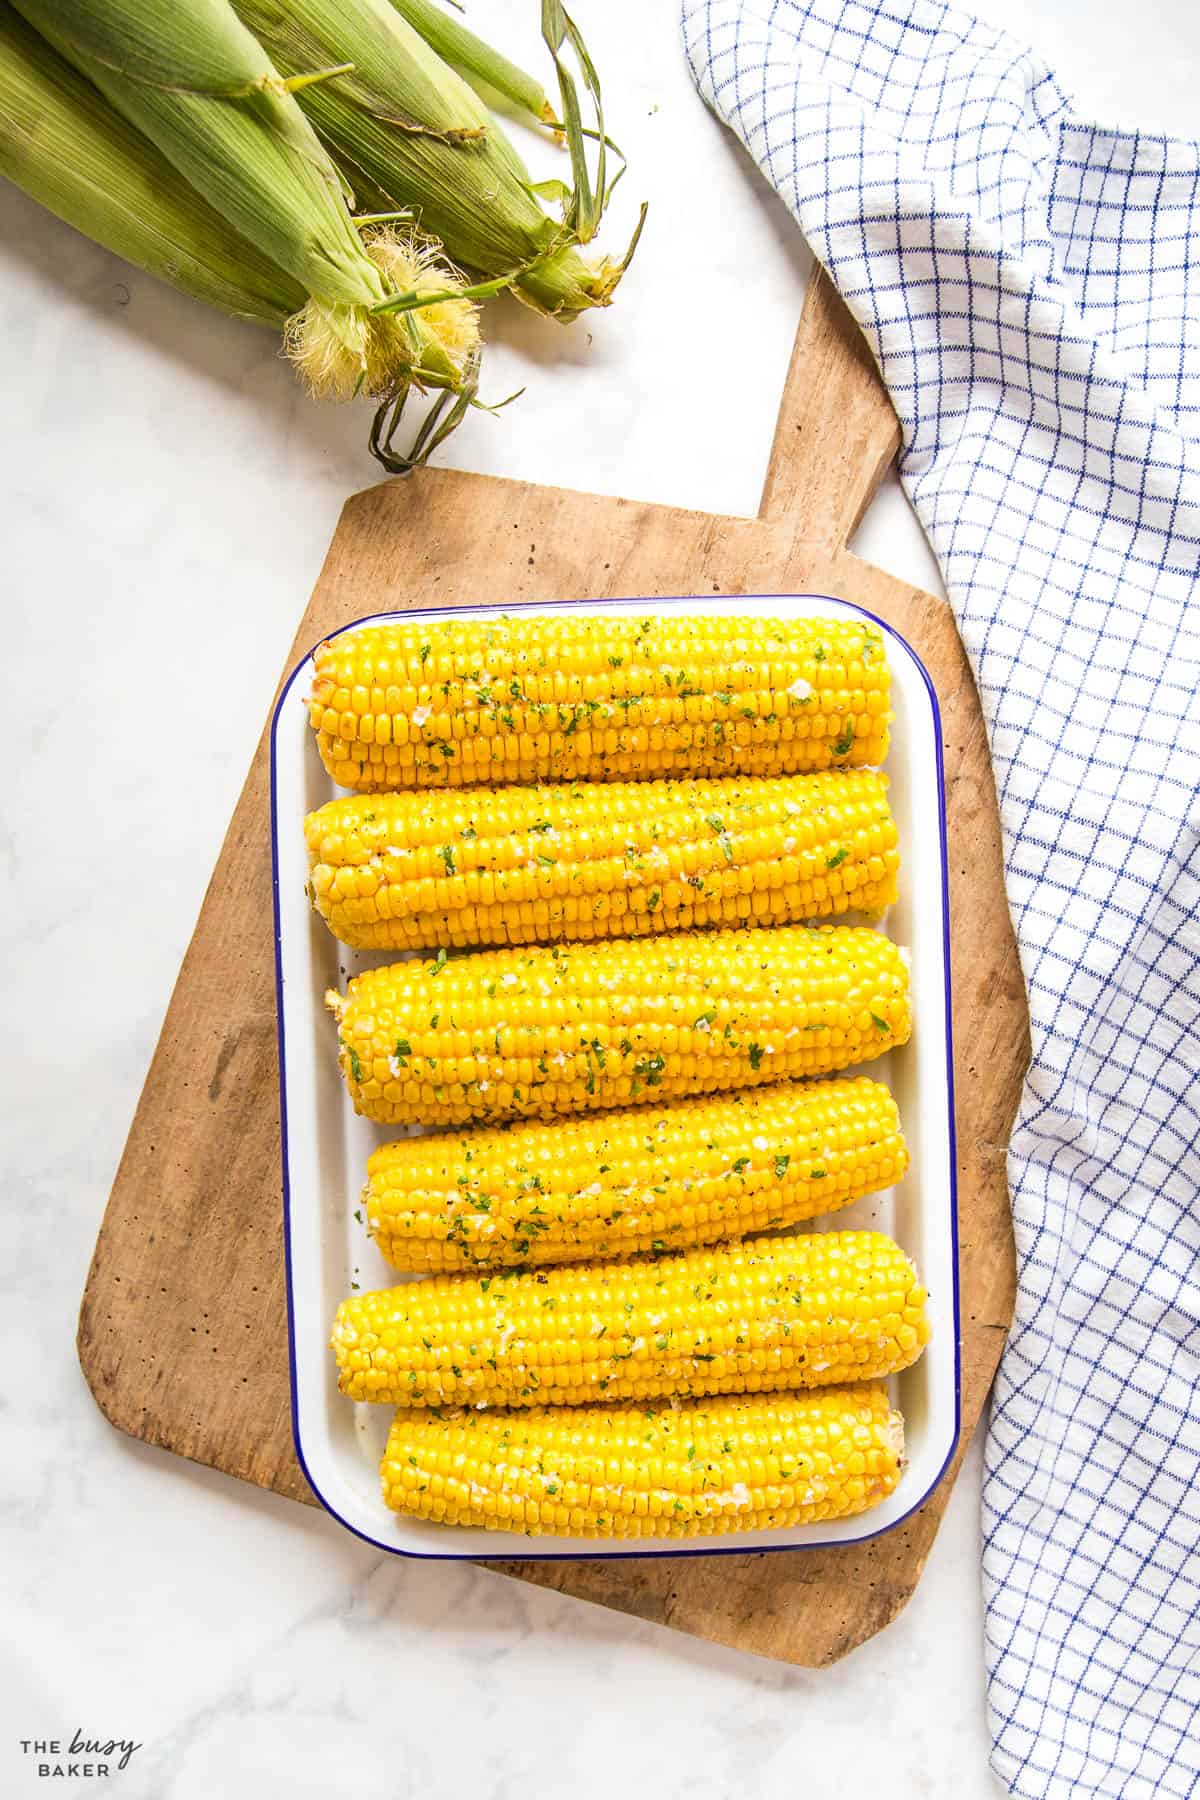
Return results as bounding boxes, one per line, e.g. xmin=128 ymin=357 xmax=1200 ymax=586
xmin=309 ymin=613 xmax=891 ymax=791
xmin=381 ymin=1384 xmax=905 ymax=1538
xmin=327 ymin=924 xmax=910 ymax=1128
xmin=0 ymin=6 xmax=305 ymax=326
xmin=332 ymin=1228 xmax=930 ymax=1407
xmin=13 ymin=0 xmax=479 ymax=408
xmin=305 ymin=769 xmax=899 ymax=952
xmin=229 ymin=0 xmax=631 ymax=321
xmin=385 ymin=0 xmax=555 ymax=129
xmin=364 ymin=1075 xmax=909 ymax=1273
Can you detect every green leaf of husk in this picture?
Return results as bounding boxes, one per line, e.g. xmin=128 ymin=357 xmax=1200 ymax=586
xmin=372 ymin=269 xmax=519 ymax=314
xmin=525 ymin=177 xmax=573 ymax=209
xmin=386 ymin=0 xmax=555 ymax=129
xmin=378 ymin=369 xmax=520 ymax=466
xmin=541 ymin=0 xmax=601 ymax=240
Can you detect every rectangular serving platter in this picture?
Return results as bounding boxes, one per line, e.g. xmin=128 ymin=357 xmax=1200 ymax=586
xmin=271 ymin=594 xmax=960 ymax=1560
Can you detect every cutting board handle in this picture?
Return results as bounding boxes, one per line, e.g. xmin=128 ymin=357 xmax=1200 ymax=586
xmin=758 ymin=266 xmax=902 ymax=548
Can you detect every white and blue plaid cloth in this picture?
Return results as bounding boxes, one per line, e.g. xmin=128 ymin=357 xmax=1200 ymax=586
xmin=681 ymin=2 xmax=1200 ymax=1793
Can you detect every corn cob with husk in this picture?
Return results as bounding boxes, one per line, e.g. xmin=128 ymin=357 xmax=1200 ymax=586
xmin=332 ymin=1228 xmax=931 ymax=1407
xmin=227 ymin=0 xmax=641 ymax=324
xmin=364 ymin=1075 xmax=909 ymax=1273
xmin=328 ymin=923 xmax=911 ymax=1128
xmin=305 ymin=770 xmax=900 ymax=952
xmin=381 ymin=1384 xmax=906 ymax=1538
xmin=0 ymin=5 xmax=305 ymax=327
xmin=12 ymin=0 xmax=482 ymax=458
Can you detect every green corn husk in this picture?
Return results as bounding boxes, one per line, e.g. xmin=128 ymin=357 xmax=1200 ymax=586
xmin=228 ymin=0 xmax=638 ymax=320
xmin=12 ymin=0 xmax=481 ymax=419
xmin=387 ymin=0 xmax=555 ymax=128
xmin=0 ymin=3 xmax=303 ymax=325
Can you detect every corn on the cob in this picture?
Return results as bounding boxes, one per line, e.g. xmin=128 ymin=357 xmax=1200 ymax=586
xmin=327 ymin=924 xmax=910 ymax=1128
xmin=306 ymin=769 xmax=899 ymax=952
xmin=14 ymin=0 xmax=478 ymax=412
xmin=332 ymin=1228 xmax=930 ymax=1407
xmin=0 ymin=7 xmax=305 ymax=327
xmin=365 ymin=1076 xmax=908 ymax=1272
xmin=381 ymin=1384 xmax=905 ymax=1538
xmin=308 ymin=613 xmax=890 ymax=791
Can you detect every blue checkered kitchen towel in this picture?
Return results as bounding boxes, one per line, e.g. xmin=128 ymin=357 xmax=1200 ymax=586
xmin=680 ymin=2 xmax=1200 ymax=1794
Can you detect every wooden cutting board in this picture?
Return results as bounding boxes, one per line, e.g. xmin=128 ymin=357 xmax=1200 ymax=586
xmin=79 ymin=270 xmax=1027 ymax=1667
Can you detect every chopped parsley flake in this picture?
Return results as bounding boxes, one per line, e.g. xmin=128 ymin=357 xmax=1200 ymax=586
xmin=632 ymin=1053 xmax=666 ymax=1087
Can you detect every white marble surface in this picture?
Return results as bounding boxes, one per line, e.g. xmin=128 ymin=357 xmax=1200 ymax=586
xmin=2 ymin=3 xmax=1195 ymax=1795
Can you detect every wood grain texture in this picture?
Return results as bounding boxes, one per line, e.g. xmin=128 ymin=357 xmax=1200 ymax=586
xmin=79 ymin=271 xmax=1027 ymax=1665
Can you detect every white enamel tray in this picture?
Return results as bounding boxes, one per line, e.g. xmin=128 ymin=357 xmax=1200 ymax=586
xmin=271 ymin=595 xmax=960 ymax=1560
